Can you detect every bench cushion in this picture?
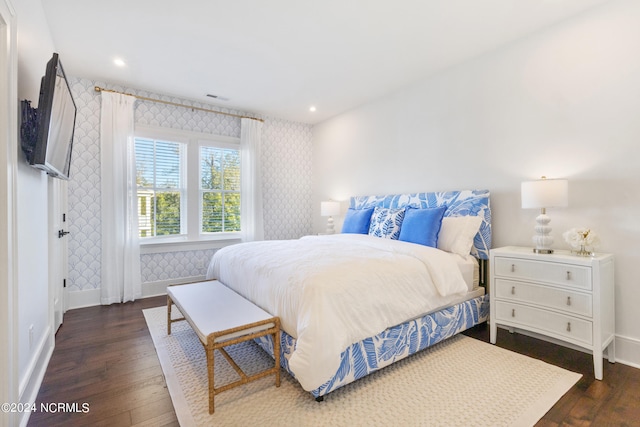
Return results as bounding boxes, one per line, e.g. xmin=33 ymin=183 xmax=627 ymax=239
xmin=167 ymin=280 xmax=276 ymax=343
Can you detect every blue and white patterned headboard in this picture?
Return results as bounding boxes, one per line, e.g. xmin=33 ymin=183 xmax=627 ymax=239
xmin=350 ymin=189 xmax=492 ymax=260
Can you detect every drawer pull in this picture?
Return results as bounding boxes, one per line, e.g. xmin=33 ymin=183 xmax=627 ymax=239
xmin=566 ymin=271 xmax=572 ymax=280
xmin=566 ymin=322 xmax=571 ymax=332
xmin=511 ymin=286 xmax=515 ymax=295
xmin=511 ymin=264 xmax=515 ymax=273
xmin=511 ymin=309 xmax=516 ymax=317
xmin=566 ymin=296 xmax=571 ymax=306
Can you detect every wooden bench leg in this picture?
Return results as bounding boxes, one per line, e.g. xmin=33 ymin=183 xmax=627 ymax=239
xmin=166 ymin=295 xmax=186 ymax=336
xmin=207 ymin=342 xmax=215 ymax=414
xmin=274 ymin=323 xmax=281 ymax=388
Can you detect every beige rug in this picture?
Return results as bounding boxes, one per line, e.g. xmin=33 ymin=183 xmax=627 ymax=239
xmin=143 ymin=306 xmax=580 ymax=427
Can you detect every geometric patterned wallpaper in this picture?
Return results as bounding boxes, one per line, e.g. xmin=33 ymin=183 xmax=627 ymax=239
xmin=262 ymin=116 xmax=314 ymax=240
xmin=66 ymin=77 xmax=313 ymax=293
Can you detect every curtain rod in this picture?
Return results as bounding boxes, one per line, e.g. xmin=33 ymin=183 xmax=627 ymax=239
xmin=93 ymin=86 xmax=264 ymax=122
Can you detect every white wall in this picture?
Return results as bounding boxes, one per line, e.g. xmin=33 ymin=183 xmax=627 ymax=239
xmin=313 ymin=0 xmax=640 ymax=366
xmin=12 ymin=0 xmax=57 ymax=420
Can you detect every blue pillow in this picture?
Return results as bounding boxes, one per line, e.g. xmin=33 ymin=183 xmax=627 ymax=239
xmin=341 ymin=208 xmax=374 ymax=234
xmin=398 ymin=207 xmax=447 ymax=247
xmin=368 ymin=207 xmax=406 ymax=239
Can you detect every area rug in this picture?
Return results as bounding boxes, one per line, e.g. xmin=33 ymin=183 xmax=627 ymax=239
xmin=143 ymin=306 xmax=581 ymax=427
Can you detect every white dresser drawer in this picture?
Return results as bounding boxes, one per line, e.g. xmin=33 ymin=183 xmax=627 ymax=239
xmin=494 ymin=257 xmax=592 ymax=290
xmin=494 ymin=279 xmax=592 ymax=317
xmin=495 ymin=301 xmax=593 ymax=346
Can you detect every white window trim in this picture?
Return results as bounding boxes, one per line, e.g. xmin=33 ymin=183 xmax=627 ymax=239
xmin=135 ymin=125 xmax=241 ymax=252
xmin=139 ymin=236 xmax=241 ymax=254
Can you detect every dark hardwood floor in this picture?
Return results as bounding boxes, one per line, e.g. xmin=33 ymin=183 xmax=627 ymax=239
xmin=28 ymin=296 xmax=179 ymax=427
xmin=28 ymin=296 xmax=640 ymax=426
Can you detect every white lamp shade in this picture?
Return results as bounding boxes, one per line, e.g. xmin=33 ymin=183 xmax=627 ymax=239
xmin=521 ymin=179 xmax=568 ymax=209
xmin=321 ymin=201 xmax=341 ymax=217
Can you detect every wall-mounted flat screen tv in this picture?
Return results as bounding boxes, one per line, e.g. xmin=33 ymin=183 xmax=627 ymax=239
xmin=31 ymin=52 xmax=77 ymax=180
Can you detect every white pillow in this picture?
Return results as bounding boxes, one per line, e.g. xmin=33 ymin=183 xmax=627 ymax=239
xmin=437 ymin=216 xmax=483 ymax=257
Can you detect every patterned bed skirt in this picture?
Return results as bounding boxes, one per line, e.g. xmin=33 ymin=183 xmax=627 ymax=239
xmin=255 ymin=293 xmax=490 ymax=398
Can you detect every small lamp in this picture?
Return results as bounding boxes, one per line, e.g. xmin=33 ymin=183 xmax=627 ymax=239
xmin=321 ymin=201 xmax=341 ymax=234
xmin=521 ymin=176 xmax=568 ymax=254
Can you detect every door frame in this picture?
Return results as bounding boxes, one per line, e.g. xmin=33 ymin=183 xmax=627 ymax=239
xmin=0 ymin=0 xmax=19 ymax=426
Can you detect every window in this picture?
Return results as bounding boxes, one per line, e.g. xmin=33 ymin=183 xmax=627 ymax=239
xmin=135 ymin=138 xmax=185 ymax=237
xmin=200 ymin=146 xmax=241 ymax=233
xmin=133 ymin=126 xmax=241 ymax=246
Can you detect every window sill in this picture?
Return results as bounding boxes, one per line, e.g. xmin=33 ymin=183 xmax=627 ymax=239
xmin=139 ymin=236 xmax=242 ymax=254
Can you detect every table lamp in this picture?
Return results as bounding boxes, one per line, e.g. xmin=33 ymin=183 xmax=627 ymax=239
xmin=321 ymin=201 xmax=341 ymax=234
xmin=521 ymin=176 xmax=568 ymax=254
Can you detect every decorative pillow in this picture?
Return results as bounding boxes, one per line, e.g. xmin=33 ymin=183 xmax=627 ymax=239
xmin=437 ymin=215 xmax=484 ymax=256
xmin=398 ymin=207 xmax=447 ymax=247
xmin=368 ymin=207 xmax=406 ymax=239
xmin=341 ymin=208 xmax=374 ymax=234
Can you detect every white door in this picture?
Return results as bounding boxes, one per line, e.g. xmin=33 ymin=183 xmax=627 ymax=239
xmin=48 ymin=177 xmax=68 ymax=332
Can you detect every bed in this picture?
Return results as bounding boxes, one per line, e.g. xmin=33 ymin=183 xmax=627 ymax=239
xmin=205 ymin=189 xmax=491 ymax=399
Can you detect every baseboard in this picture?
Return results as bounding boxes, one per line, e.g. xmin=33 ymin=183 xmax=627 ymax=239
xmin=67 ymin=288 xmax=101 ymax=310
xmin=67 ymin=276 xmax=208 ymax=310
xmin=18 ymin=327 xmax=54 ymax=427
xmin=614 ymin=334 xmax=640 ymax=369
xmin=142 ymin=276 xmax=207 ymax=298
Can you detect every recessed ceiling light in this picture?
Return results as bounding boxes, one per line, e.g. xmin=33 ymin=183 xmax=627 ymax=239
xmin=309 ymin=106 xmax=317 ymax=112
xmin=113 ymin=58 xmax=126 ymax=67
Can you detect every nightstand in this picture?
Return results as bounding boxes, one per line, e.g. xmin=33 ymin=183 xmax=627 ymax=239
xmin=490 ymin=246 xmax=615 ymax=380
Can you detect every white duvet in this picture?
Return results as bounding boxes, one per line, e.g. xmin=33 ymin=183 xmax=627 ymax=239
xmin=205 ymin=233 xmax=469 ymax=391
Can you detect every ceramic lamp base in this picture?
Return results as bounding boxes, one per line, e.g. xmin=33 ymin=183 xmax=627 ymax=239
xmin=532 ymin=212 xmax=554 ymax=254
xmin=325 ymin=216 xmax=335 ymax=234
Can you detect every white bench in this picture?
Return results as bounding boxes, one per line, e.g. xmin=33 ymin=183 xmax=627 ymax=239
xmin=167 ymin=280 xmax=281 ymax=414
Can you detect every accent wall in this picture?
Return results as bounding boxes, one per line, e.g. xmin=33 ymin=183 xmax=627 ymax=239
xmin=66 ymin=77 xmax=313 ymax=306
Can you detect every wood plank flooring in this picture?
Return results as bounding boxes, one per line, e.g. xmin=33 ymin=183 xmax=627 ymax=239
xmin=28 ymin=296 xmax=179 ymax=427
xmin=28 ymin=296 xmax=640 ymax=426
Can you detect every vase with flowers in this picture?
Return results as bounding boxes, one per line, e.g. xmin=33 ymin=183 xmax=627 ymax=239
xmin=562 ymin=227 xmax=599 ymax=256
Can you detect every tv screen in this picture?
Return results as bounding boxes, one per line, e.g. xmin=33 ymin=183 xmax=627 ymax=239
xmin=31 ymin=53 xmax=77 ymax=180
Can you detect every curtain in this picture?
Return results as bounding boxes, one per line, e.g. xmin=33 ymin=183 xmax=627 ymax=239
xmin=240 ymin=118 xmax=264 ymax=241
xmin=100 ymin=91 xmax=141 ymax=304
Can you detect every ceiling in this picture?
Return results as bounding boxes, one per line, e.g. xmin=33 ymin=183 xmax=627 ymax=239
xmin=41 ymin=0 xmax=611 ymax=124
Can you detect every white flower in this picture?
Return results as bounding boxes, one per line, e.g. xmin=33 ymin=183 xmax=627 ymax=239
xmin=562 ymin=227 xmax=600 ymax=249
